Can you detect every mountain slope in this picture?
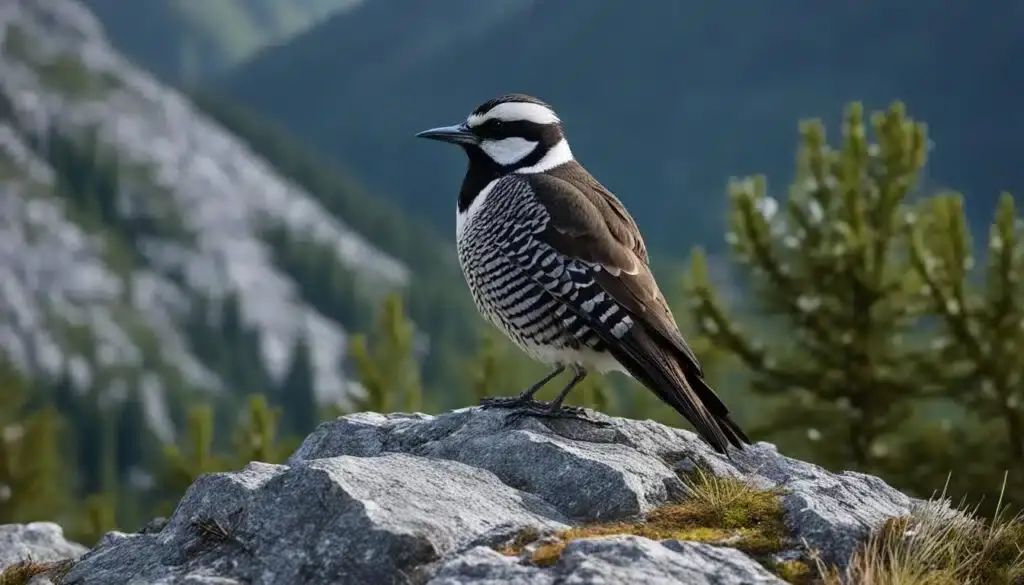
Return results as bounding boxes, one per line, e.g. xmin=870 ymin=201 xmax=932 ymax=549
xmin=216 ymin=0 xmax=1024 ymax=252
xmin=0 ymin=0 xmax=408 ymax=426
xmin=80 ymin=0 xmax=362 ymax=81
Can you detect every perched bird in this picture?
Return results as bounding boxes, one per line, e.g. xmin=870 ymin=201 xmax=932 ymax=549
xmin=416 ymin=94 xmax=750 ymax=454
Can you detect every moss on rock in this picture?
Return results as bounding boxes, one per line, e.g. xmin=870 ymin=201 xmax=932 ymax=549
xmin=498 ymin=469 xmax=809 ymax=582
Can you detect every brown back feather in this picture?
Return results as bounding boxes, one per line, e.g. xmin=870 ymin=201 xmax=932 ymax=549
xmin=525 ymin=167 xmax=749 ymax=452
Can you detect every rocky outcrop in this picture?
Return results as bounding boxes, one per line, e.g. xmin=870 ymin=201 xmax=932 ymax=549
xmin=1 ymin=408 xmax=926 ymax=584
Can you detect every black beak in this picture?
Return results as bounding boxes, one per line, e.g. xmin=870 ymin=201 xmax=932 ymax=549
xmin=415 ymin=123 xmax=479 ymax=146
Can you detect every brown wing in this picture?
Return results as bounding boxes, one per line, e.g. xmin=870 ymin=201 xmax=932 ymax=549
xmin=536 ymin=167 xmax=702 ymax=375
xmin=548 ymin=163 xmax=650 ymax=266
xmin=523 ymin=171 xmax=750 ymax=453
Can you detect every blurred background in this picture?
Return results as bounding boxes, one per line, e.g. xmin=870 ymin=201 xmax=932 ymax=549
xmin=1 ymin=0 xmax=1022 ymax=545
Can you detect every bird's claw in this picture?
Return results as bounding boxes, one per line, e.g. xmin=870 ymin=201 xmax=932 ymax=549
xmin=479 ymin=396 xmax=609 ymax=427
xmin=510 ymin=405 xmax=610 ymax=427
xmin=478 ymin=395 xmax=545 ymax=410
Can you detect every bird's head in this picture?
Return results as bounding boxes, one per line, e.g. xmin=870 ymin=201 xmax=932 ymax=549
xmin=416 ymin=93 xmax=573 ymax=173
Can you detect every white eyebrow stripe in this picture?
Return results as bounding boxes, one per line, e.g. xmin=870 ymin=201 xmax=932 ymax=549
xmin=467 ymin=102 xmax=560 ymax=127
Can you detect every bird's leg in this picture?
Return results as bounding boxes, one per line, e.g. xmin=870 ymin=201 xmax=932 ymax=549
xmin=546 ymin=365 xmax=587 ymax=413
xmin=479 ymin=364 xmax=566 ymax=409
xmin=508 ymin=366 xmax=609 ymax=426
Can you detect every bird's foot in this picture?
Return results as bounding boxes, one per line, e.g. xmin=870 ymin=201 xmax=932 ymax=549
xmin=478 ymin=395 xmax=546 ymax=410
xmin=506 ymin=402 xmax=610 ymax=427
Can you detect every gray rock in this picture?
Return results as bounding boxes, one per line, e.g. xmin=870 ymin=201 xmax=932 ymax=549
xmin=293 ymin=407 xmax=919 ymax=560
xmin=733 ymin=443 xmax=918 ymax=567
xmin=429 ymin=537 xmax=786 ymax=585
xmin=14 ymin=406 xmax=922 ymax=584
xmin=62 ymin=455 xmax=567 ymax=585
xmin=427 ymin=547 xmax=555 ymax=585
xmin=0 ymin=521 xmax=86 ymax=571
xmin=290 ymin=409 xmax=688 ymax=521
xmin=559 ymin=537 xmax=786 ymax=585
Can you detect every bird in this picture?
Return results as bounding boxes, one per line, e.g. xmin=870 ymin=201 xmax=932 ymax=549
xmin=415 ymin=93 xmax=750 ymax=455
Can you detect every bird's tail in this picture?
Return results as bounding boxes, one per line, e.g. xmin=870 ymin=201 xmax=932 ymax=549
xmin=611 ymin=331 xmax=751 ymax=455
xmin=687 ymin=371 xmax=751 ymax=449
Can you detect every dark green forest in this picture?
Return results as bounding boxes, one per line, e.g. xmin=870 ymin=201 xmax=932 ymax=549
xmin=2 ymin=89 xmax=1022 ymax=547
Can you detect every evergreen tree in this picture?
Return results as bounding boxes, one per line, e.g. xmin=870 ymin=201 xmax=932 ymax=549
xmin=346 ymin=294 xmax=424 ymax=413
xmin=278 ymin=334 xmax=318 ymax=437
xmin=69 ymin=493 xmax=118 ymax=547
xmin=232 ymin=394 xmax=295 ymax=466
xmin=0 ymin=361 xmax=69 ymax=525
xmin=262 ymin=225 xmax=377 ymax=336
xmin=686 ymin=102 xmax=932 ymax=471
xmin=154 ymin=396 xmax=296 ymax=515
xmin=155 ymin=404 xmax=230 ymax=512
xmin=909 ymin=191 xmax=1024 ymax=504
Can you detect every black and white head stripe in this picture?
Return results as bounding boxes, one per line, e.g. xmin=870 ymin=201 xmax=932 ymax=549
xmin=467 ymin=99 xmax=561 ymax=128
xmin=415 ymin=93 xmax=573 ymax=172
xmin=465 ymin=94 xmax=571 ymax=171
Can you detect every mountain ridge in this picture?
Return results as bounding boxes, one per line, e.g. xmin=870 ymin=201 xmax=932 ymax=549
xmin=0 ymin=0 xmax=408 ymax=424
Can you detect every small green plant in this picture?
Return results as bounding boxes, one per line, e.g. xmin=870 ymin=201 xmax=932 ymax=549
xmin=774 ymin=559 xmax=813 ymax=584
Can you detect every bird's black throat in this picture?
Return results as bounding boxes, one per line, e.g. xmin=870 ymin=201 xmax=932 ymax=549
xmin=457 ymin=142 xmax=552 ymax=213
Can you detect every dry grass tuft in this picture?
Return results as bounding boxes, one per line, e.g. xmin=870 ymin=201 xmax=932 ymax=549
xmin=0 ymin=561 xmax=50 ymax=585
xmin=0 ymin=559 xmax=73 ymax=585
xmin=818 ymin=475 xmax=1024 ymax=585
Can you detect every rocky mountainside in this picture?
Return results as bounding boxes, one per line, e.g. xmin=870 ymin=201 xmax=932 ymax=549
xmin=0 ymin=0 xmax=409 ymax=434
xmin=213 ymin=0 xmax=1023 ymax=253
xmin=2 ymin=407 xmax=1004 ymax=585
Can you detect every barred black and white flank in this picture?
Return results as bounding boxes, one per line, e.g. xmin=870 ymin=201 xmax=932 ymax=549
xmin=416 ymin=94 xmax=750 ymax=454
